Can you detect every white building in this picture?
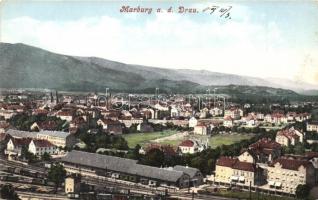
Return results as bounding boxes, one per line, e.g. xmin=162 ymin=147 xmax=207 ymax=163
xmin=223 ymin=116 xmax=234 ymax=127
xmin=189 ymin=117 xmax=198 ymax=128
xmin=178 ymin=139 xmax=207 ymax=154
xmin=194 ymin=125 xmax=208 ymax=135
xmin=170 ymin=106 xmax=180 ymax=118
xmin=307 ymin=121 xmax=318 ymax=132
xmin=209 ymin=107 xmax=223 ymax=116
xmin=28 ymin=139 xmax=57 ymax=156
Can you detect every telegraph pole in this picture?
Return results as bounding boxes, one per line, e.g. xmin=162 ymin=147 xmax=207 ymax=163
xmin=128 ymin=94 xmax=132 ymax=110
xmin=249 ymin=181 xmax=252 ymax=200
xmin=105 ymin=88 xmax=109 ymax=110
xmin=214 ymin=88 xmax=217 ymax=107
xmin=206 ymin=89 xmax=210 ymax=108
xmin=155 ymin=88 xmax=159 ymax=104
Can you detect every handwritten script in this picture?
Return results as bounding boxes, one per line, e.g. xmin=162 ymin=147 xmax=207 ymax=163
xmin=120 ymin=5 xmax=232 ymax=19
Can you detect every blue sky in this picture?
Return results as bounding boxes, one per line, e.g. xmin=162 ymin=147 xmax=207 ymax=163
xmin=1 ymin=0 xmax=318 ymax=85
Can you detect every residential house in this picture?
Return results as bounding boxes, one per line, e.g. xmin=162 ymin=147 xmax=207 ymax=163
xmin=178 ymin=139 xmax=205 ymax=154
xmin=249 ymin=138 xmax=282 ymax=163
xmin=307 ymin=121 xmax=318 ymax=132
xmin=295 ymin=113 xmax=311 ymax=122
xmin=170 ymin=106 xmax=180 ymax=118
xmin=223 ymin=116 xmax=234 ymax=127
xmin=242 ymin=114 xmax=258 ymax=127
xmin=97 ymin=119 xmax=123 ymax=135
xmin=267 ymin=157 xmax=315 ymax=194
xmin=199 ymin=108 xmax=209 ymax=119
xmin=271 ymin=113 xmax=288 ymax=124
xmin=275 ymin=127 xmax=304 ymax=146
xmin=28 ymin=139 xmax=57 ymax=156
xmin=194 ymin=125 xmax=208 ymax=135
xmin=30 ymin=120 xmax=58 ymax=131
xmin=5 ymin=138 xmax=32 ymax=158
xmin=224 ymin=108 xmax=242 ymax=120
xmin=101 ymin=110 xmax=120 ymax=121
xmin=209 ymin=107 xmax=223 ymax=117
xmin=36 ymin=130 xmax=76 ymax=148
xmin=140 ymin=108 xmax=155 ymax=119
xmin=189 ymin=117 xmax=198 ymax=128
xmin=153 ymin=103 xmax=169 ymax=111
xmin=214 ymin=156 xmax=262 ymax=186
xmin=56 ymin=110 xmax=74 ymax=122
xmin=238 ymin=149 xmax=257 ymax=164
xmin=119 ymin=118 xmax=143 ymax=128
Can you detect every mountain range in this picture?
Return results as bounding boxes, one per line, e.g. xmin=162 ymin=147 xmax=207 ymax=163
xmin=0 ymin=42 xmax=316 ymax=96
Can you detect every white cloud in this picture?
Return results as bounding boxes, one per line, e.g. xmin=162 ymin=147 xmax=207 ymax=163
xmin=1 ymin=12 xmax=315 ymax=84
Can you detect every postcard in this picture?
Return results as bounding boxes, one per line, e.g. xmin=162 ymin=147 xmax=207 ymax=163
xmin=0 ymin=1 xmax=317 ymax=199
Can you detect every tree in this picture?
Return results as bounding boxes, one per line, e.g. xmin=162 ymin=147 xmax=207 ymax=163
xmin=20 ymin=146 xmax=37 ymax=163
xmin=133 ymin=144 xmax=142 ymax=160
xmin=311 ymin=143 xmax=318 ymax=152
xmin=296 ymin=184 xmax=310 ymax=199
xmin=294 ymin=143 xmax=305 ymax=155
xmin=143 ymin=148 xmax=165 ymax=167
xmin=1 ymin=184 xmax=20 ymax=200
xmin=112 ymin=137 xmax=129 ymax=150
xmin=283 ymin=145 xmax=294 ymax=154
xmin=41 ymin=152 xmax=52 ymax=161
xmin=48 ymin=163 xmax=66 ymax=193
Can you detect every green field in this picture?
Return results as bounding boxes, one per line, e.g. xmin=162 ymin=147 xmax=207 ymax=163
xmin=123 ymin=131 xmax=254 ymax=149
xmin=122 ymin=130 xmax=177 ymax=148
xmin=209 ymin=134 xmax=254 ymax=148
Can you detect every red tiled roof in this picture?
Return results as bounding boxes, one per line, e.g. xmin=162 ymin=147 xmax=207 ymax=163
xmin=38 ymin=120 xmax=58 ymax=130
xmin=249 ymin=138 xmax=281 ymax=150
xmin=6 ymin=105 xmax=25 ymax=110
xmin=277 ymin=128 xmax=302 ymax=140
xmin=232 ymin=161 xmax=256 ymax=172
xmin=216 ymin=157 xmax=237 ymax=168
xmin=57 ymin=111 xmax=73 ymax=116
xmin=33 ymin=109 xmax=49 ymax=115
xmin=32 ymin=139 xmax=55 ymax=147
xmin=179 ymin=140 xmax=194 ymax=147
xmin=272 ymin=158 xmax=312 ymax=171
xmin=11 ymin=138 xmax=32 ymax=146
xmin=216 ymin=156 xmax=257 ymax=172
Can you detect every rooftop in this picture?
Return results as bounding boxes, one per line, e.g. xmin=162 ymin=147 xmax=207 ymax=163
xmin=61 ymin=150 xmax=188 ymax=183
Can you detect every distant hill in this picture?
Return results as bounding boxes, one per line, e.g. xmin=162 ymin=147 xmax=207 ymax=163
xmin=0 ymin=42 xmax=312 ymax=97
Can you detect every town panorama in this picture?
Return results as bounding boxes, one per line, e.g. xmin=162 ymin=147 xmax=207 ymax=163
xmin=1 ymin=1 xmax=318 ymax=200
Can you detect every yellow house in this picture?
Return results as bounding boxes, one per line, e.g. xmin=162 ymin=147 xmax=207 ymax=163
xmin=65 ymin=174 xmax=81 ymax=194
xmin=275 ymin=127 xmax=304 ymax=147
xmin=267 ymin=157 xmax=315 ymax=194
xmin=215 ymin=156 xmax=262 ymax=187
